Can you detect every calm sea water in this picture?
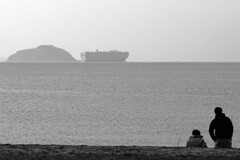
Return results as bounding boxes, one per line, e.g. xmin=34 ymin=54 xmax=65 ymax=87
xmin=0 ymin=63 xmax=240 ymax=148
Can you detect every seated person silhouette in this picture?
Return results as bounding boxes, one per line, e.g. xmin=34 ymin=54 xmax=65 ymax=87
xmin=186 ymin=129 xmax=207 ymax=148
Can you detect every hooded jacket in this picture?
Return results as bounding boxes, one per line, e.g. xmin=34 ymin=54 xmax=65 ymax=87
xmin=186 ymin=135 xmax=207 ymax=148
xmin=209 ymin=113 xmax=233 ymax=141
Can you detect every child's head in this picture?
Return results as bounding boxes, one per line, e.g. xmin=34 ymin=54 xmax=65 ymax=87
xmin=192 ymin=129 xmax=201 ymax=136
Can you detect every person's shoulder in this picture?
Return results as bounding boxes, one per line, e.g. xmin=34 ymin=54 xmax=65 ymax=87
xmin=210 ymin=118 xmax=216 ymax=124
xmin=224 ymin=115 xmax=232 ymax=121
xmin=225 ymin=116 xmax=233 ymax=124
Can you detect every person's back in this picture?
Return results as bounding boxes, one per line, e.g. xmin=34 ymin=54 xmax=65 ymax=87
xmin=209 ymin=107 xmax=233 ymax=148
xmin=186 ymin=130 xmax=207 ymax=148
xmin=210 ymin=113 xmax=233 ymax=140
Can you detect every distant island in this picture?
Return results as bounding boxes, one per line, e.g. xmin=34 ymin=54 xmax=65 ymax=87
xmin=7 ymin=45 xmax=76 ymax=62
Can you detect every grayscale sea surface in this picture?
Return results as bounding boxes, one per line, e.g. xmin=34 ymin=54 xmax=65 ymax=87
xmin=0 ymin=63 xmax=240 ymax=148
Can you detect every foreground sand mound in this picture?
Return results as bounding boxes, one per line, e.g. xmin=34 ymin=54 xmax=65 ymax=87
xmin=0 ymin=144 xmax=240 ymax=160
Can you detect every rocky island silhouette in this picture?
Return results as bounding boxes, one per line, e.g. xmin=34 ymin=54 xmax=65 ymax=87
xmin=7 ymin=45 xmax=76 ymax=62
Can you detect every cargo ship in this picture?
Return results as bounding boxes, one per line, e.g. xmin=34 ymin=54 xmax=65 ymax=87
xmin=80 ymin=50 xmax=129 ymax=62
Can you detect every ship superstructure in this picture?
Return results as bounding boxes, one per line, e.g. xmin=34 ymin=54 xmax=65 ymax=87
xmin=81 ymin=50 xmax=129 ymax=62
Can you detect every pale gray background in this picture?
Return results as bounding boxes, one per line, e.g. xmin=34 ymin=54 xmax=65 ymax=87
xmin=0 ymin=0 xmax=240 ymax=62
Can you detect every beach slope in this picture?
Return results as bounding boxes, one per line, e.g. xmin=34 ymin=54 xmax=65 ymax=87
xmin=0 ymin=144 xmax=240 ymax=160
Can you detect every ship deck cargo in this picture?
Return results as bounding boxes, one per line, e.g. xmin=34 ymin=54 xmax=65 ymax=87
xmin=81 ymin=50 xmax=129 ymax=62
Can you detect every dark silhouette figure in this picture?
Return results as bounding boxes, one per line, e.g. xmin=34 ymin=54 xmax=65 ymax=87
xmin=209 ymin=107 xmax=233 ymax=148
xmin=186 ymin=129 xmax=207 ymax=148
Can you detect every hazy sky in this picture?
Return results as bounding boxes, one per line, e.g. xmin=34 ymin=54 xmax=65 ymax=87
xmin=0 ymin=0 xmax=240 ymax=62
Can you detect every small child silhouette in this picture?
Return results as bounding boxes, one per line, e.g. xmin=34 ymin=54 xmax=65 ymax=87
xmin=186 ymin=129 xmax=207 ymax=148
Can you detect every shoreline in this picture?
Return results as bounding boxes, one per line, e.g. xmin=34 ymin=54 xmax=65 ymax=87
xmin=0 ymin=144 xmax=240 ymax=160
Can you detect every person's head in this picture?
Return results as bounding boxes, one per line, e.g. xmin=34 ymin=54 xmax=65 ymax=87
xmin=214 ymin=107 xmax=223 ymax=115
xmin=192 ymin=129 xmax=201 ymax=136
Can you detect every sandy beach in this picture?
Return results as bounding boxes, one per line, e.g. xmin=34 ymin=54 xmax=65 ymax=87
xmin=0 ymin=144 xmax=239 ymax=160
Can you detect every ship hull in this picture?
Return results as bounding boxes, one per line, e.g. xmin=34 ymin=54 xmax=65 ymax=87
xmin=81 ymin=51 xmax=129 ymax=62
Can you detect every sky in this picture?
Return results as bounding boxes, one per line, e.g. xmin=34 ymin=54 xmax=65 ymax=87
xmin=0 ymin=0 xmax=240 ymax=62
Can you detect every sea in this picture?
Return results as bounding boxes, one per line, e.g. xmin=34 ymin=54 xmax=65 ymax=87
xmin=0 ymin=62 xmax=240 ymax=148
